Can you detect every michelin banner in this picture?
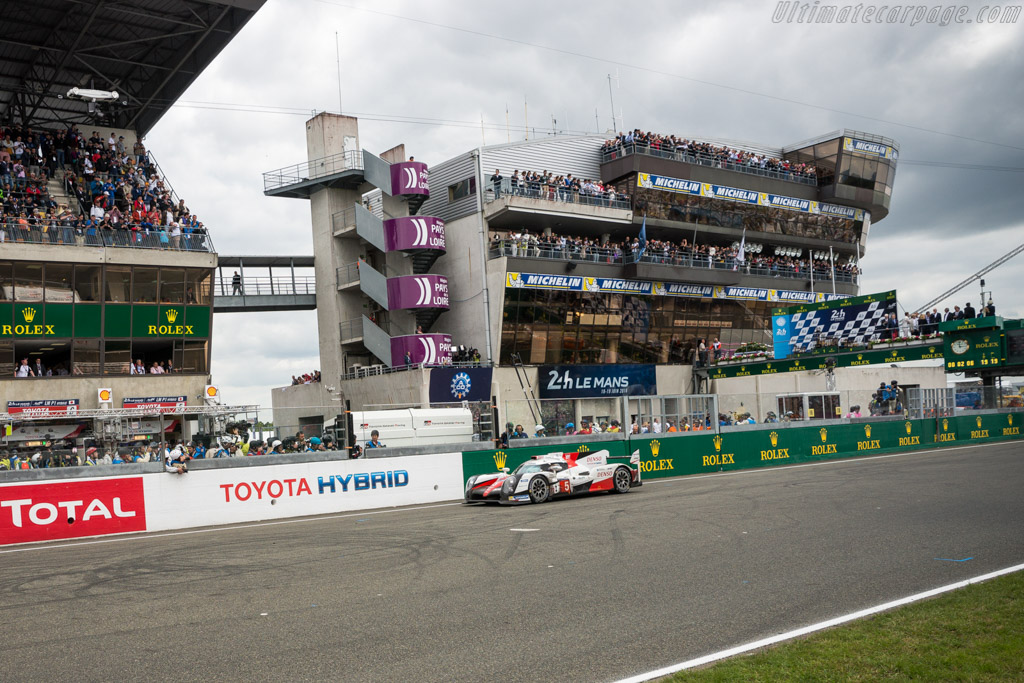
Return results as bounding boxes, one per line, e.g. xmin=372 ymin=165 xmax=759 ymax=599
xmin=506 ymin=272 xmax=847 ymax=305
xmin=636 ymin=173 xmax=867 ymax=222
xmin=843 ymin=137 xmax=898 ymax=161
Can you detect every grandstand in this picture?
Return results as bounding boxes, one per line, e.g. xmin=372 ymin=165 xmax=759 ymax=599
xmin=0 ymin=0 xmax=265 ymax=447
xmin=266 ymin=114 xmax=922 ymax=442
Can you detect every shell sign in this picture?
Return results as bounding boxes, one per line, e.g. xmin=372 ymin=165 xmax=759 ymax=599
xmin=97 ymin=388 xmax=113 ymax=403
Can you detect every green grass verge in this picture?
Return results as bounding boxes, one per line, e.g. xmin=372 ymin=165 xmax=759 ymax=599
xmin=669 ymin=570 xmax=1024 ymax=682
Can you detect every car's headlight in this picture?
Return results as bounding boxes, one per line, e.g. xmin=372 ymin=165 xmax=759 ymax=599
xmin=465 ymin=476 xmax=477 ymax=492
xmin=502 ymin=477 xmax=516 ymax=493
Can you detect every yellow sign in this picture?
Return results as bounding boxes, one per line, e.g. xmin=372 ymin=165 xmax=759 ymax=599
xmin=713 ymin=434 xmax=723 ymax=452
xmin=147 ymin=308 xmax=194 ymax=336
xmin=3 ymin=307 xmax=56 ymax=336
xmin=864 ymin=424 xmax=872 ymax=439
xmin=761 ymin=431 xmax=789 ymax=461
xmin=650 ymin=439 xmax=660 ymax=457
xmin=493 ymin=451 xmax=507 ymax=469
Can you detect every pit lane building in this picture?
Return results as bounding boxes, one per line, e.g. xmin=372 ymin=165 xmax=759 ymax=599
xmin=270 ymin=114 xmax=945 ymax=440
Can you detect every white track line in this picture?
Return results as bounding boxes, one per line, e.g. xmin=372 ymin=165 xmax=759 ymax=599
xmin=1 ymin=441 xmax=1017 ymax=555
xmin=616 ymin=561 xmax=1024 ymax=683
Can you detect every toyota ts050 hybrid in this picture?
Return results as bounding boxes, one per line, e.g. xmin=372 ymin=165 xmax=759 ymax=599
xmin=465 ymin=449 xmax=641 ymax=504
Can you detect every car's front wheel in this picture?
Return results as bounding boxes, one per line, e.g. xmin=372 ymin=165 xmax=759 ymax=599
xmin=612 ymin=467 xmax=632 ymax=494
xmin=528 ymin=476 xmax=550 ymax=504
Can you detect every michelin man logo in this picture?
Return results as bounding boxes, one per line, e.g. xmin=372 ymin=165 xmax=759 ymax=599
xmin=450 ymin=372 xmax=472 ymax=400
xmin=638 ymin=173 xmax=654 ymax=189
xmin=653 ymin=282 xmax=666 ymax=296
xmin=507 ymin=273 xmax=524 ymax=288
xmin=583 ymin=277 xmax=601 ymax=293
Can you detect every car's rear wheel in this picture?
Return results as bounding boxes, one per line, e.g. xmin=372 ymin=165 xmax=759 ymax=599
xmin=528 ymin=476 xmax=550 ymax=504
xmin=612 ymin=467 xmax=632 ymax=493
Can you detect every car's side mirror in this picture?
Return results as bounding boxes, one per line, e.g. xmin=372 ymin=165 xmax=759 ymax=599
xmin=502 ymin=467 xmax=510 ymax=474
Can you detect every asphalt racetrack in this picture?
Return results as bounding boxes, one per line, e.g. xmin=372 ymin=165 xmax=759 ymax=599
xmin=3 ymin=441 xmax=1023 ymax=682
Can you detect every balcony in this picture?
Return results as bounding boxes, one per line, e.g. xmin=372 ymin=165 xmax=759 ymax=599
xmin=1 ymin=224 xmax=215 ymax=253
xmin=483 ymin=179 xmax=633 ymax=231
xmin=487 ymin=239 xmax=859 ymax=287
xmin=602 ymin=142 xmax=819 ymax=187
xmin=263 ymin=150 xmax=365 ymax=197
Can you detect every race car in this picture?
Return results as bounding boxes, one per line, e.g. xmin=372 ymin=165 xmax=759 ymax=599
xmin=464 ymin=449 xmax=641 ymax=505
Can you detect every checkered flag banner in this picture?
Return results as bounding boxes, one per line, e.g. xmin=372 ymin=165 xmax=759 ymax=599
xmin=787 ymin=300 xmax=896 ymax=352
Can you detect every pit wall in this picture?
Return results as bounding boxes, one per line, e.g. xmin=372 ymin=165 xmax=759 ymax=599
xmin=3 ymin=412 xmax=1022 ymax=547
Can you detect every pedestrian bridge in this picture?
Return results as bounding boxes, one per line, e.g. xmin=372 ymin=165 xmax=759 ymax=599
xmin=214 ymin=255 xmax=317 ymax=313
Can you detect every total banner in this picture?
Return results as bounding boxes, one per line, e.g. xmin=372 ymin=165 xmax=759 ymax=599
xmin=538 ymin=364 xmax=657 ymax=399
xmin=387 ymin=274 xmax=449 ymax=310
xmin=506 ymin=272 xmax=846 ymax=305
xmin=636 ymin=172 xmax=867 ymax=222
xmin=383 ymin=215 xmax=446 ymax=252
xmin=7 ymin=399 xmax=79 ymax=416
xmin=429 ymin=367 xmax=493 ymax=403
xmin=0 ymin=476 xmax=147 ymax=545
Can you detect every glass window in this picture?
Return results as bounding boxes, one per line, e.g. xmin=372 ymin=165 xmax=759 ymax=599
xmin=0 ymin=339 xmax=13 ymax=376
xmin=73 ymin=339 xmax=101 ymax=376
xmin=160 ymin=268 xmax=185 ymax=304
xmin=103 ymin=340 xmax=132 ymax=375
xmin=131 ymin=339 xmax=175 ymax=373
xmin=0 ymin=262 xmax=11 ymax=301
xmin=182 ymin=340 xmax=208 ymax=374
xmin=448 ymin=177 xmax=476 ymax=203
xmin=133 ymin=267 xmax=158 ymax=303
xmin=14 ymin=262 xmax=43 ymax=302
xmin=105 ymin=266 xmax=131 ymax=303
xmin=186 ymin=269 xmax=211 ymax=305
xmin=45 ymin=263 xmax=74 ymax=302
xmin=74 ymin=265 xmax=102 ymax=302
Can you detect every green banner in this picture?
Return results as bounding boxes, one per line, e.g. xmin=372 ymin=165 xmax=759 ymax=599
xmin=74 ymin=304 xmax=102 ymax=337
xmin=708 ymin=343 xmax=944 ymax=380
xmin=773 ymin=289 xmax=896 ymax=317
xmin=104 ymin=304 xmax=132 ymax=337
xmin=939 ymin=316 xmax=1002 ymax=333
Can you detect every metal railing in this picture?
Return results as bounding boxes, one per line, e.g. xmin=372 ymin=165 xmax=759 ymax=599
xmin=601 ymin=142 xmax=819 ymax=187
xmin=484 ymin=177 xmax=632 ymax=211
xmin=263 ymin=150 xmax=364 ymax=193
xmin=339 ymin=318 xmax=364 ymax=342
xmin=0 ymin=224 xmax=215 ymax=253
xmin=624 ymin=250 xmax=860 ymax=284
xmin=486 ymin=239 xmax=859 ymax=285
xmin=214 ymin=275 xmax=316 ymax=297
xmin=341 ymin=360 xmax=492 ymax=380
xmin=336 ymin=262 xmax=360 ymax=287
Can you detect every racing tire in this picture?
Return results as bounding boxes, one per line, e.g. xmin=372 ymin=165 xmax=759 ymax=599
xmin=612 ymin=467 xmax=632 ymax=494
xmin=528 ymin=476 xmax=550 ymax=504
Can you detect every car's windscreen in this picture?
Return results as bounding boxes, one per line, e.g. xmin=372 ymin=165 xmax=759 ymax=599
xmin=513 ymin=463 xmax=543 ymax=475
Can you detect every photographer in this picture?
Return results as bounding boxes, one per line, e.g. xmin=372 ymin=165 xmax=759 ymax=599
xmin=164 ymin=442 xmax=191 ymax=474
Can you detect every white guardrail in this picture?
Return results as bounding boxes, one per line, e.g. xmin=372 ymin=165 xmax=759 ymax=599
xmin=0 ymin=452 xmax=463 ymax=546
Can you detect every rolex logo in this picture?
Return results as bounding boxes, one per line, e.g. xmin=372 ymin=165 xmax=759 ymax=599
xmin=769 ymin=431 xmax=778 ymax=447
xmin=857 ymin=354 xmax=863 ymax=360
xmin=819 ymin=427 xmax=828 ymax=443
xmin=22 ymin=307 xmax=36 ymax=323
xmin=905 ymin=421 xmax=912 ymax=435
xmin=578 ymin=445 xmax=590 ymax=453
xmin=929 ymin=347 xmax=936 ymax=353
xmin=1010 ymin=415 xmax=1015 ymax=426
xmin=864 ymin=424 xmax=872 ymax=439
xmin=493 ymin=451 xmax=507 ymax=469
xmin=713 ymin=435 xmax=723 ymax=452
xmin=766 ymin=363 xmax=772 ymax=369
xmin=165 ymin=309 xmax=179 ymax=323
xmin=942 ymin=419 xmax=949 ymax=431
xmin=650 ymin=439 xmax=660 ymax=457
xmin=976 ymin=416 xmax=983 ymax=428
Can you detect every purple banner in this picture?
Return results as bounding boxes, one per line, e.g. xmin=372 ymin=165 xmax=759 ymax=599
xmin=387 ymin=275 xmax=450 ymax=310
xmin=383 ymin=216 xmax=446 ymax=252
xmin=390 ymin=161 xmax=429 ymax=196
xmin=392 ymin=333 xmax=452 ymax=365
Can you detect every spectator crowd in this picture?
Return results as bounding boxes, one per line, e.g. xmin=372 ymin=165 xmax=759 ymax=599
xmin=490 ymin=230 xmax=859 ymax=282
xmin=489 ymin=168 xmax=629 ymax=207
xmin=291 ymin=370 xmax=322 ymax=385
xmin=602 ymin=129 xmax=820 ymax=183
xmin=0 ymin=124 xmax=209 ymax=250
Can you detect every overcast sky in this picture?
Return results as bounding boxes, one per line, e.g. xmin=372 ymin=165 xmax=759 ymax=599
xmin=144 ymin=0 xmax=1023 ymax=415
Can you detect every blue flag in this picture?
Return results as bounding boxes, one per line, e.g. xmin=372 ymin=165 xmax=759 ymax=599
xmin=637 ymin=215 xmax=647 ymax=258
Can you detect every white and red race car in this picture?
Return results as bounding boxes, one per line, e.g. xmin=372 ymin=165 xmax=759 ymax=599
xmin=464 ymin=449 xmax=642 ymax=504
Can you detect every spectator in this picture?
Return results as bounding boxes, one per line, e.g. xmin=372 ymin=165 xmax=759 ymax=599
xmin=365 ymin=429 xmax=384 ymax=449
xmin=164 ymin=443 xmax=191 ymax=473
xmin=533 ymin=424 xmax=546 ymax=438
